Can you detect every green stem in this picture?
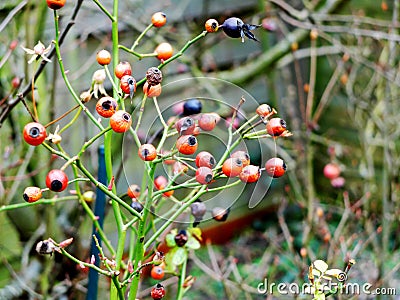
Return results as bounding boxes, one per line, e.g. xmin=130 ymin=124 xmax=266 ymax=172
xmin=131 ymin=23 xmax=153 ymax=51
xmin=77 ymin=126 xmax=112 ymax=157
xmin=0 ymin=196 xmax=77 ymax=212
xmin=60 ymin=248 xmax=111 ymax=276
xmin=144 ymin=186 xmax=206 ymax=249
xmin=52 ymin=10 xmax=104 ymax=131
xmin=176 ymin=257 xmax=188 ymax=300
xmin=134 ymin=93 xmax=148 ymax=132
xmin=92 ymin=0 xmax=115 ymax=21
xmin=119 ymin=45 xmax=158 ymax=59
xmin=128 ymin=163 xmax=156 ymax=300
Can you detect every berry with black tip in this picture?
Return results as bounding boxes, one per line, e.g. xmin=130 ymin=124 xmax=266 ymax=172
xmin=23 ymin=122 xmax=47 ymax=146
xmin=176 ymin=135 xmax=198 ymax=155
xmin=96 ymin=97 xmax=118 ymax=118
xmin=266 ymin=118 xmax=287 ymax=136
xmin=152 ymin=12 xmax=167 ymax=28
xmin=138 ymin=144 xmax=157 ymax=161
xmin=46 ymin=169 xmax=68 ymax=192
xmin=222 ymin=157 xmax=243 ymax=177
xmin=195 ymin=151 xmax=216 ymax=169
xmin=195 ymin=166 xmax=213 ymax=185
xmin=151 ymin=283 xmax=166 ymax=300
xmin=175 ymin=117 xmax=196 ymax=135
xmin=110 ymin=110 xmax=132 ymax=133
xmin=23 ymin=186 xmax=42 ymax=203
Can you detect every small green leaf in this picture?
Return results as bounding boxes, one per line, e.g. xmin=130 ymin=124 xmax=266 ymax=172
xmin=165 ymin=233 xmax=176 ymax=248
xmin=172 ymin=247 xmax=187 ymax=266
xmin=186 ymin=236 xmax=201 ymax=249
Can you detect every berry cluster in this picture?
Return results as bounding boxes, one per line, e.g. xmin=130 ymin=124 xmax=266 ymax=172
xmin=18 ymin=6 xmax=291 ymax=299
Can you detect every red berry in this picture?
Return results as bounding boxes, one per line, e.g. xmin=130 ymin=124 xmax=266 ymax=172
xmin=239 ymin=165 xmax=261 ymax=183
xmin=205 ymin=19 xmax=219 ymax=33
xmin=176 ymin=135 xmax=198 ymax=155
xmin=96 ymin=49 xmax=111 ymax=66
xmin=152 ymin=12 xmax=167 ymax=28
xmin=110 ymin=110 xmax=132 ymax=133
xmin=23 ymin=186 xmax=42 ymax=203
xmin=46 ymin=0 xmax=66 ymax=10
xmin=46 ymin=169 xmax=68 ymax=192
xmin=256 ymin=104 xmax=273 ymax=117
xmin=120 ymin=75 xmax=136 ymax=98
xmin=127 ymin=184 xmax=141 ymax=199
xmin=154 ymin=176 xmax=173 ymax=197
xmin=96 ymin=96 xmax=118 ymax=118
xmin=155 ymin=43 xmax=173 ymax=61
xmin=195 ymin=151 xmax=216 ymax=168
xmin=11 ymin=77 xmax=21 ymax=89
xmin=143 ymin=82 xmax=162 ymax=98
xmin=212 ymin=207 xmax=230 ymax=222
xmin=266 ymin=118 xmax=287 ymax=136
xmin=198 ymin=113 xmax=218 ymax=131
xmin=323 ymin=163 xmax=341 ymax=180
xmin=151 ymin=283 xmax=166 ymax=300
xmin=222 ymin=157 xmax=243 ymax=177
xmin=23 ymin=122 xmax=47 ymax=146
xmin=175 ymin=117 xmax=196 ymax=135
xmin=196 ymin=167 xmax=213 ymax=185
xmin=230 ymin=150 xmax=250 ymax=168
xmin=138 ymin=144 xmax=157 ymax=161
xmin=151 ymin=266 xmax=165 ymax=280
xmin=265 ymin=157 xmax=286 ymax=178
xmin=115 ymin=61 xmax=132 ymax=79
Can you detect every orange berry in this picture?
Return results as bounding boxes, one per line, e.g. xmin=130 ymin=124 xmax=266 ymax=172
xmin=195 ymin=167 xmax=213 ymax=185
xmin=195 ymin=151 xmax=216 ymax=169
xmin=96 ymin=49 xmax=111 ymax=66
xmin=115 ymin=61 xmax=132 ymax=79
xmin=198 ymin=113 xmax=218 ymax=131
xmin=138 ymin=144 xmax=157 ymax=161
xmin=151 ymin=266 xmax=165 ymax=280
xmin=256 ymin=104 xmax=273 ymax=118
xmin=155 ymin=42 xmax=173 ymax=61
xmin=239 ymin=165 xmax=261 ymax=183
xmin=143 ymin=82 xmax=162 ymax=98
xmin=46 ymin=0 xmax=66 ymax=10
xmin=265 ymin=157 xmax=286 ymax=178
xmin=205 ymin=19 xmax=219 ymax=33
xmin=96 ymin=96 xmax=118 ymax=118
xmin=222 ymin=157 xmax=243 ymax=177
xmin=23 ymin=186 xmax=42 ymax=203
xmin=23 ymin=122 xmax=47 ymax=146
xmin=175 ymin=117 xmax=196 ymax=135
xmin=266 ymin=118 xmax=287 ymax=136
xmin=152 ymin=12 xmax=167 ymax=28
xmin=230 ymin=151 xmax=250 ymax=168
xmin=176 ymin=135 xmax=198 ymax=155
xmin=127 ymin=184 xmax=141 ymax=199
xmin=110 ymin=110 xmax=132 ymax=133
